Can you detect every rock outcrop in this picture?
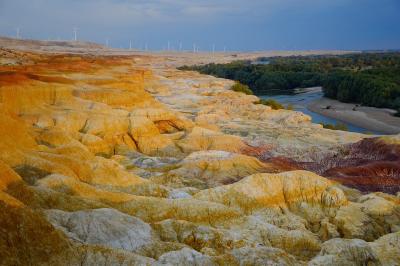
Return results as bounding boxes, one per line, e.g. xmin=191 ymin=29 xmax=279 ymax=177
xmin=323 ymin=136 xmax=400 ymax=194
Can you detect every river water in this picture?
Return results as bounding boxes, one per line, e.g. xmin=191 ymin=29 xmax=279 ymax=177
xmin=260 ymin=88 xmax=376 ymax=134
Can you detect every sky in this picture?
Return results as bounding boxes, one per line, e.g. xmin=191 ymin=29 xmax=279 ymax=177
xmin=0 ymin=0 xmax=399 ymax=51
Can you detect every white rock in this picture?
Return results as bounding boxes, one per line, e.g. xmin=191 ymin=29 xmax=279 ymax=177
xmin=309 ymin=238 xmax=379 ymax=266
xmin=45 ymin=208 xmax=153 ymax=252
xmin=168 ymin=189 xmax=193 ymax=199
xmin=157 ymin=247 xmax=216 ymax=266
xmin=231 ymin=246 xmax=299 ymax=266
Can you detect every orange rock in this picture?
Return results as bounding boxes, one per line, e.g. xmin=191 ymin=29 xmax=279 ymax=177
xmin=0 ymin=160 xmax=22 ymax=191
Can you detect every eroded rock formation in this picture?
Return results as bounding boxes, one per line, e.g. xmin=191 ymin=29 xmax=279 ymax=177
xmin=0 ymin=47 xmax=399 ymax=265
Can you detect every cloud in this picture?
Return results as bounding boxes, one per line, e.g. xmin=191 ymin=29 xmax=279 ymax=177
xmin=0 ymin=0 xmax=398 ymax=50
xmin=1 ymin=0 xmax=342 ymax=26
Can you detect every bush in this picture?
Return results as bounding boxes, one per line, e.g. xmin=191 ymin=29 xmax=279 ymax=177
xmin=256 ymin=99 xmax=284 ymax=110
xmin=286 ymin=104 xmax=294 ymax=110
xmin=320 ymin=123 xmax=348 ymax=131
xmin=231 ymin=82 xmax=253 ymax=95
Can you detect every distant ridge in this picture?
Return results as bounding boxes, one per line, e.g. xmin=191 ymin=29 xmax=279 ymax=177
xmin=0 ymin=36 xmax=105 ymax=52
xmin=361 ymin=49 xmax=400 ymax=53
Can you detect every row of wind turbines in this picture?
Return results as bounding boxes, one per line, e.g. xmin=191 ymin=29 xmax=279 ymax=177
xmin=163 ymin=41 xmax=226 ymax=53
xmin=13 ymin=27 xmax=229 ymax=52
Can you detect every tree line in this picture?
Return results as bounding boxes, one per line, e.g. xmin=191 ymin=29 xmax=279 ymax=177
xmin=179 ymin=52 xmax=400 ymax=116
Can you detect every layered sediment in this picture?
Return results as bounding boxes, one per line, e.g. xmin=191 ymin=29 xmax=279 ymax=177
xmin=0 ymin=47 xmax=399 ymax=265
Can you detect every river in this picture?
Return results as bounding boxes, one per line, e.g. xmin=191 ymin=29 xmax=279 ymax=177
xmin=260 ymin=88 xmax=378 ymax=134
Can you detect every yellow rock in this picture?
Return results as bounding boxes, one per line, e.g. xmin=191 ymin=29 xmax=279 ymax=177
xmin=0 ymin=160 xmax=22 ymax=191
xmin=333 ymin=193 xmax=400 ymax=241
xmin=113 ymin=197 xmax=241 ymax=224
xmin=37 ymin=174 xmax=136 ymax=203
xmin=130 ymin=107 xmax=193 ymax=132
xmin=80 ymin=133 xmax=112 ymax=156
xmin=129 ymin=116 xmax=178 ymax=155
xmin=177 ymin=127 xmax=247 ymax=154
xmin=194 ymin=170 xmax=348 ymax=212
xmin=169 ymin=150 xmax=274 ymax=187
xmin=0 ymin=114 xmax=37 ymax=166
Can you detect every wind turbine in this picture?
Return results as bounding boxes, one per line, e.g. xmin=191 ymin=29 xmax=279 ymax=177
xmin=179 ymin=41 xmax=182 ymax=51
xmin=129 ymin=40 xmax=132 ymax=50
xmin=193 ymin=43 xmax=196 ymax=53
xmin=212 ymin=44 xmax=215 ymax=54
xmin=16 ymin=28 xmax=20 ymax=39
xmin=167 ymin=41 xmax=170 ymax=51
xmin=73 ymin=27 xmax=78 ymax=41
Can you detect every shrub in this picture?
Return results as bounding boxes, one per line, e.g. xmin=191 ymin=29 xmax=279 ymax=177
xmin=231 ymin=82 xmax=253 ymax=95
xmin=256 ymin=99 xmax=284 ymax=110
xmin=320 ymin=123 xmax=349 ymax=131
xmin=286 ymin=104 xmax=294 ymax=110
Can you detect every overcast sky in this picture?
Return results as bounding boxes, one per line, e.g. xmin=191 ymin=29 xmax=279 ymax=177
xmin=0 ymin=0 xmax=399 ymax=51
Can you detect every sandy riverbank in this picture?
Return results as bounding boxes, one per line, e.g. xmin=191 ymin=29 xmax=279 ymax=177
xmin=308 ymin=97 xmax=400 ymax=135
